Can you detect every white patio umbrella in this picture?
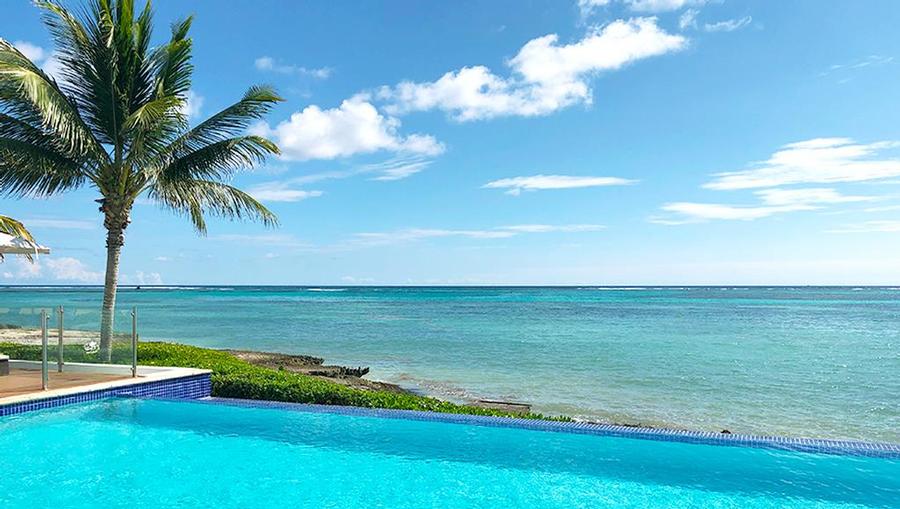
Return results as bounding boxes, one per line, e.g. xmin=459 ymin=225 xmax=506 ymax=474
xmin=0 ymin=232 xmax=50 ymax=256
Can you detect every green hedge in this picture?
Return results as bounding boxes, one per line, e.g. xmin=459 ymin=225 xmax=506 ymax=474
xmin=0 ymin=341 xmax=560 ymax=421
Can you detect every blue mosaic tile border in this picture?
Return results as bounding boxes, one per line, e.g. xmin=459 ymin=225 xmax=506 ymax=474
xmin=181 ymin=397 xmax=900 ymax=459
xmin=0 ymin=373 xmax=211 ymax=417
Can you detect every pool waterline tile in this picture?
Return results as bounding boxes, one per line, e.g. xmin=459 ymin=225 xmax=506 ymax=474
xmin=173 ymin=396 xmax=900 ymax=459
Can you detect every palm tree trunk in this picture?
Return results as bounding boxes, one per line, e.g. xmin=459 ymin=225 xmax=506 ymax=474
xmin=99 ymin=207 xmax=128 ymax=361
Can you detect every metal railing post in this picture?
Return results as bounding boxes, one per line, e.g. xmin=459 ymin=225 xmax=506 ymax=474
xmin=57 ymin=306 xmax=64 ymax=372
xmin=131 ymin=306 xmax=138 ymax=378
xmin=41 ymin=309 xmax=49 ymax=390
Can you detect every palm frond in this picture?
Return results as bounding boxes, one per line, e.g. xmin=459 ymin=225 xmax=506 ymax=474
xmin=0 ymin=38 xmax=105 ymax=162
xmin=0 ymin=214 xmax=37 ymax=262
xmin=0 ymin=215 xmax=34 ymax=242
xmin=146 ymin=178 xmax=278 ymax=234
xmin=160 ymin=135 xmax=279 ymax=183
xmin=0 ymin=137 xmax=85 ymax=196
xmin=172 ymin=85 xmax=283 ymax=155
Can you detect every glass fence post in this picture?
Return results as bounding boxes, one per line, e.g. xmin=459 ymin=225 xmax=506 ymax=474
xmin=41 ymin=309 xmax=49 ymax=390
xmin=131 ymin=307 xmax=138 ymax=378
xmin=57 ymin=306 xmax=64 ymax=373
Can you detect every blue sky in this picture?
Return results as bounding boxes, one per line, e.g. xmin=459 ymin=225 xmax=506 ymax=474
xmin=3 ymin=0 xmax=900 ymax=285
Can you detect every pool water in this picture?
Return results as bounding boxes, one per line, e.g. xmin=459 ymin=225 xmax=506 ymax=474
xmin=0 ymin=399 xmax=897 ymax=508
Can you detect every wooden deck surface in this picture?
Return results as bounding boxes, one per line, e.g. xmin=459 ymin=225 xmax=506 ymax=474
xmin=0 ymin=369 xmax=129 ymax=399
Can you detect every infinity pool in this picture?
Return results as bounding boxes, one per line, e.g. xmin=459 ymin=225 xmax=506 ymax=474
xmin=0 ymin=399 xmax=897 ymax=508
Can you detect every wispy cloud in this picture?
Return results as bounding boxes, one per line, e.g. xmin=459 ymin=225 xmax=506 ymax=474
xmin=366 ymin=157 xmax=434 ymax=181
xmin=249 ymin=155 xmax=435 ymax=202
xmin=501 ymin=224 xmax=606 ymax=233
xmin=704 ymin=138 xmax=900 ymax=190
xmin=679 ymin=8 xmax=699 ymax=30
xmin=483 ymin=174 xmax=636 ymax=195
xmin=210 ymin=233 xmax=310 ymax=248
xmin=576 ymin=0 xmax=611 ymax=17
xmin=21 ymin=218 xmax=95 ymax=230
xmin=247 ymin=182 xmax=324 ymax=203
xmin=579 ymin=0 xmax=707 ymax=16
xmin=624 ymin=0 xmax=707 ymax=13
xmin=350 ymin=224 xmax=605 ymax=246
xmin=828 ymin=220 xmax=900 ymax=233
xmin=754 ymin=188 xmax=875 ymax=206
xmin=820 ymin=55 xmax=894 ymax=77
xmin=379 ymin=18 xmax=685 ymax=121
xmin=254 ymin=56 xmax=331 ymax=79
xmin=703 ymin=16 xmax=752 ymax=33
xmin=653 ymin=202 xmax=814 ymax=223
xmin=654 ymin=188 xmax=876 ymax=224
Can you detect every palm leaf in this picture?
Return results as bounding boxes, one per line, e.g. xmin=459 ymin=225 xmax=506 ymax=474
xmin=147 ymin=178 xmax=278 ymax=234
xmin=0 ymin=215 xmax=37 ymax=262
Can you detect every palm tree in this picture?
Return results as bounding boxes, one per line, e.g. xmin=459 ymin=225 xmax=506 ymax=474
xmin=0 ymin=0 xmax=282 ymax=359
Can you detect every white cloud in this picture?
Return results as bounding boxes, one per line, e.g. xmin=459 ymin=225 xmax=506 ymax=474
xmin=13 ymin=41 xmax=62 ymax=80
xmin=828 ymin=220 xmax=900 ymax=233
xmin=352 ymin=224 xmax=605 ymax=246
xmin=133 ymin=271 xmax=162 ymax=285
xmin=483 ymin=174 xmax=636 ymax=195
xmin=9 ymin=258 xmax=43 ymax=279
xmin=656 ymin=202 xmax=815 ymax=223
xmin=20 ymin=218 xmax=95 ymax=230
xmin=154 ymin=256 xmax=172 ymax=262
xmin=704 ymin=16 xmax=752 ymax=33
xmin=341 ymin=275 xmax=375 ymax=283
xmin=380 ymin=18 xmax=685 ymax=121
xmin=625 ymin=0 xmax=706 ymax=13
xmin=43 ymin=257 xmax=102 ymax=283
xmin=247 ymin=182 xmax=324 ymax=202
xmin=180 ymin=89 xmax=204 ymax=120
xmin=8 ymin=256 xmax=101 ymax=283
xmin=577 ymin=0 xmax=612 ymax=16
xmin=13 ymin=40 xmax=45 ymax=62
xmin=654 ymin=188 xmax=875 ymax=224
xmin=255 ymin=56 xmax=331 ymax=79
xmin=252 ymin=95 xmax=444 ymax=161
xmin=704 ymin=138 xmax=900 ymax=190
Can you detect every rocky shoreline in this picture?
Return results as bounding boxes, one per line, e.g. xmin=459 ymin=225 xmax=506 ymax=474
xmin=0 ymin=325 xmax=532 ymax=414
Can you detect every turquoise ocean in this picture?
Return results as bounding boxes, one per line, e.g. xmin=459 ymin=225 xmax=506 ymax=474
xmin=0 ymin=286 xmax=897 ymax=442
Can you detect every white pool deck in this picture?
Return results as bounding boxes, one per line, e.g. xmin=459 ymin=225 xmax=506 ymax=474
xmin=0 ymin=360 xmax=209 ymax=407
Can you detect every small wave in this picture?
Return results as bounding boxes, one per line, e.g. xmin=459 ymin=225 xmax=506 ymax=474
xmin=578 ymin=287 xmax=647 ymax=291
xmin=307 ymin=288 xmax=347 ymax=292
xmin=140 ymin=286 xmax=201 ymax=290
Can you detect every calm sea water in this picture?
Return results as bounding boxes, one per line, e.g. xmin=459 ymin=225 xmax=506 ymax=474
xmin=1 ymin=399 xmax=897 ymax=508
xmin=0 ymin=286 xmax=897 ymax=442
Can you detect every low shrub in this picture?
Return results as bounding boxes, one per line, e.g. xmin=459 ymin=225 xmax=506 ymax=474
xmin=0 ymin=341 xmax=561 ymax=421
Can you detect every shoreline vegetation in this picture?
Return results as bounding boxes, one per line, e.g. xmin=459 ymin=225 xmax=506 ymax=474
xmin=0 ymin=329 xmax=559 ymax=421
xmin=0 ymin=326 xmax=734 ymax=432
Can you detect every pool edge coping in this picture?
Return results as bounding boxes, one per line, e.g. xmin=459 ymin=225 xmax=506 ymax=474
xmin=164 ymin=396 xmax=900 ymax=459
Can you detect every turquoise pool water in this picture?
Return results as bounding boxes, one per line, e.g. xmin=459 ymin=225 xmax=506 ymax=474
xmin=0 ymin=399 xmax=896 ymax=508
